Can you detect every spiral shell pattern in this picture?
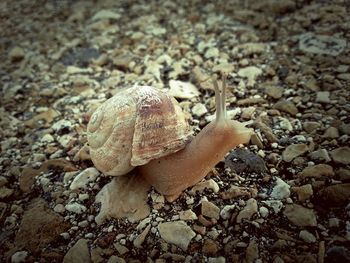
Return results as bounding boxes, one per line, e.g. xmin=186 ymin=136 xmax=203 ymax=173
xmin=87 ymin=85 xmax=192 ymax=176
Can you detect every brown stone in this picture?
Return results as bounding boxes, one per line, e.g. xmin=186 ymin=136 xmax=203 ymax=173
xmin=273 ymin=100 xmax=298 ymax=116
xmin=316 ymin=183 xmax=350 ymax=206
xmin=221 ymin=185 xmax=252 ymax=200
xmin=299 ymin=164 xmax=334 ymax=179
xmin=24 ymin=108 xmax=60 ymax=128
xmin=292 ymin=184 xmax=313 ymax=202
xmin=282 ymin=144 xmax=308 ymax=162
xmin=14 ymin=199 xmax=70 ymax=253
xmin=202 ymin=239 xmax=218 ymax=255
xmin=19 ymin=159 xmax=77 ymax=193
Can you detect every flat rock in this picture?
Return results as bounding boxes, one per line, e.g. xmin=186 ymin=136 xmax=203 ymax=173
xmin=168 ymin=80 xmax=200 ymax=99
xmin=236 ymin=198 xmax=258 ymax=223
xmin=309 ymin=149 xmax=331 ymax=162
xmin=330 ymin=147 xmax=350 ymax=164
xmin=303 ymin=121 xmax=321 ymax=133
xmin=270 ymin=177 xmax=290 ymax=200
xmin=316 ymin=183 xmax=350 ymax=206
xmin=299 ymin=164 xmax=334 ymax=179
xmin=264 ymin=85 xmax=283 ymax=99
xmin=63 ymin=239 xmax=91 ymax=263
xmin=225 ymin=149 xmax=267 ymax=173
xmin=299 ymin=230 xmax=316 ymax=243
xmin=24 ymin=108 xmax=60 ymax=128
xmin=202 ymin=238 xmax=219 ymax=255
xmin=283 ymin=204 xmax=317 ymax=227
xmin=14 ymin=199 xmax=70 ymax=253
xmin=237 ymin=66 xmax=263 ymax=87
xmin=292 ymin=184 xmax=313 ymax=202
xmin=158 ymin=221 xmax=195 ymax=251
xmin=11 ymin=251 xmax=28 ymax=263
xmin=179 ymin=209 xmax=197 ymax=221
xmin=299 ymin=33 xmax=346 ymax=56
xmin=133 ymin=225 xmax=151 ymax=248
xmin=273 ymin=100 xmax=298 ymax=116
xmin=232 ymin=43 xmax=267 ymax=56
xmin=192 ymin=103 xmax=208 ymax=117
xmin=316 ymin=91 xmax=330 ymax=103
xmin=201 ymin=201 xmax=220 ymax=220
xmin=0 ymin=187 xmax=14 ymax=199
xmin=245 ymin=240 xmax=259 ymax=263
xmin=95 ymin=174 xmax=150 ymax=224
xmin=338 ymin=168 xmax=350 ymax=181
xmin=91 ymin=10 xmax=121 ymax=21
xmin=339 ymin=123 xmax=350 ymax=135
xmin=282 ymin=144 xmax=308 ymax=162
xmin=19 ymin=158 xmax=77 ymax=193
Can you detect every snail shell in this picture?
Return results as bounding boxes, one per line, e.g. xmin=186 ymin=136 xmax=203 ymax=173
xmin=87 ymin=85 xmax=192 ymax=176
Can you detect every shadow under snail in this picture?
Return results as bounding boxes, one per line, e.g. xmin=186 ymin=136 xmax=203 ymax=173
xmin=87 ymin=77 xmax=252 ymax=200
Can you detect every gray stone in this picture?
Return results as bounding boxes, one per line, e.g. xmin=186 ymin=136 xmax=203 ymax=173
xmin=63 ymin=238 xmax=91 ymax=263
xmin=11 ymin=251 xmax=28 ymax=263
xmin=158 ymin=221 xmax=196 ymax=251
xmin=309 ymin=149 xmax=331 ymax=162
xmin=0 ymin=187 xmax=14 ymax=199
xmin=331 ymin=147 xmax=350 ymax=164
xmin=274 ymin=100 xmax=298 ymax=116
xmin=303 ymin=121 xmax=321 ymax=133
xmin=299 ymin=33 xmax=346 ymax=56
xmin=299 ymin=230 xmax=316 ymax=243
xmin=283 ymin=204 xmax=317 ymax=226
xmin=65 ymin=202 xmax=86 ymax=214
xmin=270 ymin=177 xmax=290 ymax=200
xmin=245 ymin=240 xmax=259 ymax=263
xmin=264 ymin=85 xmax=282 ymax=99
xmin=323 ymin=127 xmax=339 ymax=138
xmin=262 ymin=200 xmax=283 ymax=214
xmin=237 ymin=198 xmax=258 ymax=223
xmin=282 ymin=144 xmax=308 ymax=162
xmin=316 ymin=91 xmax=330 ymax=103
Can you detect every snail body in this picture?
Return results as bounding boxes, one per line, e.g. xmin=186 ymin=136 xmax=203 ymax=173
xmin=87 ymin=79 xmax=252 ymax=199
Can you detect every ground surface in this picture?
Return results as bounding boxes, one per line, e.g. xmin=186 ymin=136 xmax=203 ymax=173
xmin=1 ymin=0 xmax=350 ymax=262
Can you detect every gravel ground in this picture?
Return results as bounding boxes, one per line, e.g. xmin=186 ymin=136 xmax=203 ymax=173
xmin=1 ymin=0 xmax=350 ymax=262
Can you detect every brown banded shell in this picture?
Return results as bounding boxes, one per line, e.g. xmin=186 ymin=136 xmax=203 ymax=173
xmin=87 ymin=85 xmax=192 ymax=176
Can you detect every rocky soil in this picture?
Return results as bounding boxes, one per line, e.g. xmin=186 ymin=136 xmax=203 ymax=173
xmin=1 ymin=0 xmax=350 ymax=262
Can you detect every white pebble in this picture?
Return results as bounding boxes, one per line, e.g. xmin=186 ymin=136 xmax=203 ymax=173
xmin=259 ymin=207 xmax=269 ymax=218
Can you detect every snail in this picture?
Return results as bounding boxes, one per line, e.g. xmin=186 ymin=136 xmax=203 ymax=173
xmin=87 ymin=78 xmax=252 ymax=200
